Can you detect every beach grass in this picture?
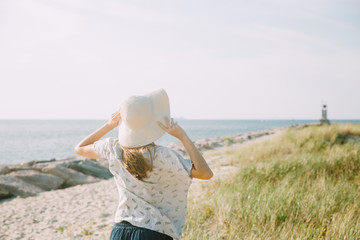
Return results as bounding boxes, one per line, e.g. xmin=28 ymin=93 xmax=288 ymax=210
xmin=183 ymin=124 xmax=360 ymax=239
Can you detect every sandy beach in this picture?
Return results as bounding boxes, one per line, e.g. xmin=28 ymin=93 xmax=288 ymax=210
xmin=0 ymin=128 xmax=284 ymax=240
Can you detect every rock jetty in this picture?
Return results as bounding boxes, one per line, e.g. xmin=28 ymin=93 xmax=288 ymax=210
xmin=168 ymin=129 xmax=276 ymax=156
xmin=0 ymin=158 xmax=111 ymax=200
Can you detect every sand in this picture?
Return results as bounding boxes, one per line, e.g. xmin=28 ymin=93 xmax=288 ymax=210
xmin=0 ymin=128 xmax=284 ymax=240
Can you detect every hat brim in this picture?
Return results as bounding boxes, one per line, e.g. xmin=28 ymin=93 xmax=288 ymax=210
xmin=118 ymin=89 xmax=170 ymax=147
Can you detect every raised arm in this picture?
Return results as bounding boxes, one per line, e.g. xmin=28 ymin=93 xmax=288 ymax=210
xmin=158 ymin=117 xmax=213 ymax=180
xmin=74 ymin=112 xmax=121 ymax=158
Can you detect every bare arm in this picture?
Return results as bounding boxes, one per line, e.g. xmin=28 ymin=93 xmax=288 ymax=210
xmin=158 ymin=117 xmax=213 ymax=180
xmin=74 ymin=112 xmax=121 ymax=158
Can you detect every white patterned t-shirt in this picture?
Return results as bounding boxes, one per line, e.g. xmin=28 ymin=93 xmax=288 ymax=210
xmin=94 ymin=137 xmax=193 ymax=239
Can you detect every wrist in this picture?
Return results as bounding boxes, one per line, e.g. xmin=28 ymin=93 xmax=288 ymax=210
xmin=178 ymin=133 xmax=189 ymax=142
xmin=105 ymin=122 xmax=117 ymax=130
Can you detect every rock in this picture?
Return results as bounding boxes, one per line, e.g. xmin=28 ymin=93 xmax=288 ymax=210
xmin=67 ymin=159 xmax=112 ymax=179
xmin=195 ymin=140 xmax=212 ymax=149
xmin=17 ymin=161 xmax=36 ymax=168
xmin=210 ymin=141 xmax=222 ymax=148
xmin=253 ymin=133 xmax=265 ymax=138
xmin=233 ymin=136 xmax=245 ymax=143
xmin=33 ymin=158 xmax=56 ymax=164
xmin=0 ymin=176 xmax=43 ymax=199
xmin=0 ymin=165 xmax=11 ymax=175
xmin=8 ymin=170 xmax=64 ymax=191
xmin=195 ymin=139 xmax=221 ymax=150
xmin=32 ymin=161 xmax=67 ymax=170
xmin=8 ymin=167 xmax=36 ymax=172
xmin=168 ymin=142 xmax=184 ymax=149
xmin=32 ymin=158 xmax=79 ymax=170
xmin=42 ymin=165 xmax=100 ymax=187
xmin=0 ymin=186 xmax=11 ymax=199
xmin=8 ymin=161 xmax=38 ymax=172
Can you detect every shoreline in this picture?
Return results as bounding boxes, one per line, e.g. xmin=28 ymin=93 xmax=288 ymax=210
xmin=0 ymin=125 xmax=305 ymax=202
xmin=1 ymin=125 xmax=291 ymax=168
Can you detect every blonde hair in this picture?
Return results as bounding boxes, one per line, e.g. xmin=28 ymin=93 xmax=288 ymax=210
xmin=121 ymin=143 xmax=156 ymax=180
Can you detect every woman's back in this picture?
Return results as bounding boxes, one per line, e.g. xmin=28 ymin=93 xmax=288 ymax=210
xmin=94 ymin=137 xmax=193 ymax=239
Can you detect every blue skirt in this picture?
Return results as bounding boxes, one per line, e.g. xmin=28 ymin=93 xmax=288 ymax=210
xmin=110 ymin=221 xmax=173 ymax=240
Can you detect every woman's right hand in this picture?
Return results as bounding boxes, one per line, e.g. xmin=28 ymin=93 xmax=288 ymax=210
xmin=158 ymin=116 xmax=213 ymax=180
xmin=157 ymin=117 xmax=187 ymax=140
xmin=107 ymin=111 xmax=121 ymax=129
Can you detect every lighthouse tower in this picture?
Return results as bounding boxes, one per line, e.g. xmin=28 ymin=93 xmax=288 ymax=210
xmin=320 ymin=104 xmax=330 ymax=125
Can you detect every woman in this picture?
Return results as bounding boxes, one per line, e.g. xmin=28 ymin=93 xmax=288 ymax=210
xmin=74 ymin=89 xmax=213 ymax=240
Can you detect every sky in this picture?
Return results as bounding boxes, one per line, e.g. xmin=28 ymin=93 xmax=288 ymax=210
xmin=0 ymin=0 xmax=359 ymax=120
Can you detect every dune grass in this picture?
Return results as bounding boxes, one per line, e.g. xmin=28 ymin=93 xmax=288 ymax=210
xmin=183 ymin=124 xmax=360 ymax=239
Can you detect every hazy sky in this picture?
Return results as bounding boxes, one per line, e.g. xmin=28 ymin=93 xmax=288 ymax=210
xmin=1 ymin=0 xmax=359 ymax=119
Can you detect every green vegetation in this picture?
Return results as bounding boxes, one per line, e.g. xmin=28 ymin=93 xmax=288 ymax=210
xmin=81 ymin=228 xmax=93 ymax=236
xmin=57 ymin=226 xmax=65 ymax=233
xmin=221 ymin=137 xmax=234 ymax=146
xmin=183 ymin=124 xmax=360 ymax=239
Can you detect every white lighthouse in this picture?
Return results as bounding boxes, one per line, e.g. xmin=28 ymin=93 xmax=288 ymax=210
xmin=320 ymin=104 xmax=330 ymax=125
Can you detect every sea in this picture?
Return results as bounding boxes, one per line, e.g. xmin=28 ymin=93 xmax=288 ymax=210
xmin=0 ymin=119 xmax=359 ymax=165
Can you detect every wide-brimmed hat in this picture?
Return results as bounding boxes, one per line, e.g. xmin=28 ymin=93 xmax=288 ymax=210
xmin=118 ymin=88 xmax=170 ymax=147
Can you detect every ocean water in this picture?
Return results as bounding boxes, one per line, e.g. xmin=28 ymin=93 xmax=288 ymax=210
xmin=0 ymin=119 xmax=359 ymax=165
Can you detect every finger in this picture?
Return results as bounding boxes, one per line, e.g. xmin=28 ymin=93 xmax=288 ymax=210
xmin=164 ymin=117 xmax=170 ymax=128
xmin=157 ymin=121 xmax=168 ymax=131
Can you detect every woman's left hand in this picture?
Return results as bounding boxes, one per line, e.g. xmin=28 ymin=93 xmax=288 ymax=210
xmin=107 ymin=112 xmax=121 ymax=128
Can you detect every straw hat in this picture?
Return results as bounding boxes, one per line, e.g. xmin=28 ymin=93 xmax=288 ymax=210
xmin=118 ymin=88 xmax=170 ymax=147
